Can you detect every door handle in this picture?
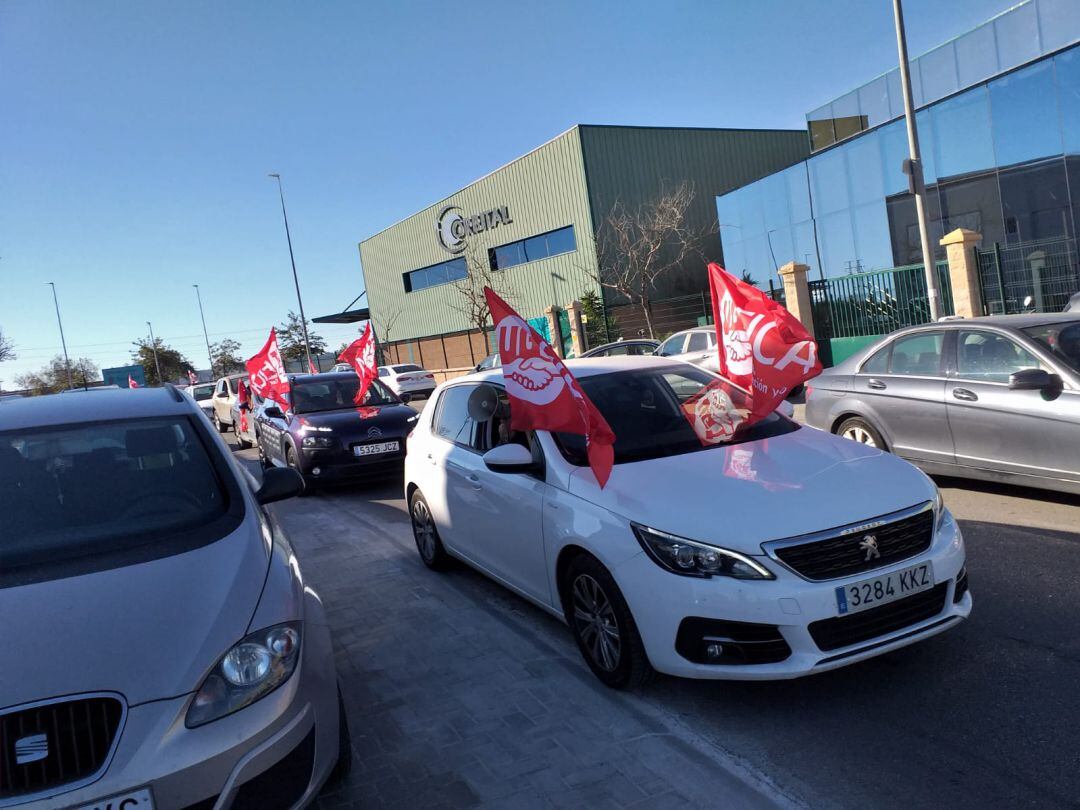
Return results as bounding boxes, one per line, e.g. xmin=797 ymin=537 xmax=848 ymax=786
xmin=466 ymin=473 xmax=482 ymax=490
xmin=953 ymin=388 xmax=978 ymax=402
xmin=867 ymin=379 xmax=887 ymax=390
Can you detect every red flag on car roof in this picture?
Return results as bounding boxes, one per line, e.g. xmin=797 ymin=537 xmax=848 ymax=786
xmin=308 ymin=358 xmax=318 ymax=374
xmin=246 ymin=328 xmax=290 ymax=404
xmin=484 ymin=287 xmax=616 ymax=488
xmin=708 ymin=263 xmax=821 ymax=424
xmin=127 ymin=375 xmax=139 ymax=389
xmin=187 ymin=369 xmax=198 ymax=386
xmin=337 ymin=322 xmax=378 ymax=405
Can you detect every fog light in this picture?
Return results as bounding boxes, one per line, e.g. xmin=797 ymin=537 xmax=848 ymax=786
xmin=705 ymin=642 xmax=724 ymax=661
xmin=311 ymin=467 xmax=321 ymax=476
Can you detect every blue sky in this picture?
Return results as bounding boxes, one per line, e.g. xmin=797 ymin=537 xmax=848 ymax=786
xmin=0 ymin=0 xmax=1010 ymax=384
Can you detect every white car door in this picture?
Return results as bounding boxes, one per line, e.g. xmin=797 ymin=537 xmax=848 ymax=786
xmin=425 ymin=384 xmax=483 ymax=556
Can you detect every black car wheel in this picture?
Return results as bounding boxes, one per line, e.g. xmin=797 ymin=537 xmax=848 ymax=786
xmin=562 ymin=554 xmax=653 ymax=690
xmin=285 ymin=445 xmax=311 ymax=496
xmin=214 ymin=412 xmax=227 ymax=433
xmin=235 ymin=425 xmax=251 ymax=450
xmin=410 ymin=490 xmax=450 ymax=570
xmin=836 ymin=416 xmax=886 ymax=451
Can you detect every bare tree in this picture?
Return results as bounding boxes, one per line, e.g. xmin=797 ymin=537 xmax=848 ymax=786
xmin=592 ymin=182 xmax=716 ymax=338
xmin=0 ymin=328 xmax=14 ymax=362
xmin=371 ymin=306 xmax=402 ymax=365
xmin=448 ymin=247 xmax=515 ymax=336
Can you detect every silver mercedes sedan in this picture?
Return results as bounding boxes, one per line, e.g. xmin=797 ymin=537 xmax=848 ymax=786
xmin=805 ymin=314 xmax=1080 ymax=495
xmin=0 ymin=387 xmax=348 ymax=809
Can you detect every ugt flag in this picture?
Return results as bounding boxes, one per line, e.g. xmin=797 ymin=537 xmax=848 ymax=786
xmin=236 ymin=378 xmax=250 ymax=434
xmin=484 ymin=287 xmax=616 ymax=488
xmin=246 ymin=328 xmax=290 ymax=404
xmin=127 ymin=375 xmax=139 ymax=389
xmin=708 ymin=263 xmax=821 ymax=423
xmin=337 ymin=322 xmax=378 ymax=405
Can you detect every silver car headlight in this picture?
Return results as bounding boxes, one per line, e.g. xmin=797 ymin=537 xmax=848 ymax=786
xmin=301 ymin=436 xmax=335 ymax=449
xmin=186 ymin=622 xmax=301 ymax=728
xmin=933 ymin=489 xmax=947 ymax=533
xmin=631 ymin=524 xmax=774 ymax=580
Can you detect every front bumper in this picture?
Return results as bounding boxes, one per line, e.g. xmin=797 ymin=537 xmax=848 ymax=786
xmin=298 ymin=441 xmax=406 ymax=483
xmin=22 ymin=592 xmax=340 ymax=810
xmin=615 ymin=510 xmax=970 ymax=680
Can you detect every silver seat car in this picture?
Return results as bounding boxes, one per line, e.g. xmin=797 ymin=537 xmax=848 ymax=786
xmin=805 ymin=314 xmax=1080 ymax=495
xmin=654 ymin=327 xmax=720 ymax=372
xmin=0 ymin=388 xmax=348 ymax=809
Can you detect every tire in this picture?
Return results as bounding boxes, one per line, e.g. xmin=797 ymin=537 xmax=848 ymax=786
xmin=836 ymin=416 xmax=886 ymax=451
xmin=409 ymin=490 xmax=450 ymax=570
xmin=213 ymin=412 xmax=227 ymax=433
xmin=285 ymin=445 xmax=311 ymax=496
xmin=328 ymin=687 xmax=353 ymax=784
xmin=235 ymin=427 xmax=251 ymax=450
xmin=562 ymin=555 xmax=653 ymax=690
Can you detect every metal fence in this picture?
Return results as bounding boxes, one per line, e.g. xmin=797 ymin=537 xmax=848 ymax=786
xmin=607 ymin=292 xmax=712 ymax=340
xmin=976 ymin=238 xmax=1080 ymax=315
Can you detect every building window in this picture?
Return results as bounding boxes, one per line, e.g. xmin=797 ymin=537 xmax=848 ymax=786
xmin=403 ymin=257 xmax=467 ymax=293
xmin=488 ymin=226 xmax=576 ymax=271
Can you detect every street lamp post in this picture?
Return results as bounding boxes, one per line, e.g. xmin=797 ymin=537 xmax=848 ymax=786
xmin=146 ymin=321 xmax=163 ymax=385
xmin=45 ymin=282 xmax=73 ymax=390
xmin=893 ymin=0 xmax=943 ymax=321
xmin=268 ymin=173 xmax=314 ymax=372
xmin=193 ymin=284 xmax=215 ymax=378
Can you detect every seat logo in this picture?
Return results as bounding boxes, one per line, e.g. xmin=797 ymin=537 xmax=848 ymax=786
xmin=15 ymin=733 xmax=48 ymax=765
xmin=859 ymin=535 xmax=881 ymax=561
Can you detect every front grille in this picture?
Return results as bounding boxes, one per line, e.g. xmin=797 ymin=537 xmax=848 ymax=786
xmin=773 ymin=507 xmax=933 ymax=581
xmin=675 ymin=617 xmax=791 ymax=665
xmin=809 ymin=583 xmax=948 ymax=651
xmin=0 ymin=696 xmax=123 ymax=801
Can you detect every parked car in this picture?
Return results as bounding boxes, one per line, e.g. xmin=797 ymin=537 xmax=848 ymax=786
xmin=1066 ymin=291 xmax=1080 ymax=312
xmin=581 ymin=339 xmax=659 ymax=358
xmin=230 ymin=390 xmax=266 ymax=450
xmin=331 ymin=363 xmax=352 ymax=373
xmin=256 ymin=372 xmax=418 ymax=487
xmin=654 ymin=327 xmax=720 ymax=372
xmin=805 ymin=314 xmax=1080 ymax=495
xmin=474 ymin=352 xmax=501 ymax=372
xmin=378 ymin=363 xmax=437 ymax=400
xmin=404 ymin=356 xmax=969 ymax=688
xmin=0 ymin=387 xmax=349 ymax=809
xmin=210 ymin=372 xmax=248 ymax=432
xmin=182 ymin=380 xmax=216 ymax=421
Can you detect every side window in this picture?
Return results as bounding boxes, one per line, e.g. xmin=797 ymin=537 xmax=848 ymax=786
xmin=433 ymin=385 xmax=478 ymax=448
xmin=957 ymin=331 xmax=1041 ymax=383
xmin=215 ymin=380 xmax=226 ymax=396
xmin=479 ymin=390 xmax=531 ymax=453
xmin=603 ymin=345 xmax=628 ymax=356
xmin=860 ymin=345 xmax=891 ymax=374
xmin=657 ymin=335 xmax=686 ymax=357
xmin=686 ymin=332 xmax=709 ymax=352
xmin=378 ymin=368 xmax=389 ymax=377
xmin=889 ymin=333 xmax=944 ymax=376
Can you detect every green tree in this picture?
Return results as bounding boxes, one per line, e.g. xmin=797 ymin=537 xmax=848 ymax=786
xmin=0 ymin=327 xmax=14 ymax=362
xmin=740 ymin=270 xmax=760 ymax=288
xmin=277 ymin=311 xmax=326 ymax=363
xmin=210 ymin=338 xmax=245 ymax=375
xmin=580 ymin=290 xmax=618 ymax=349
xmin=15 ymin=355 xmax=100 ymax=395
xmin=131 ymin=338 xmax=194 ymax=386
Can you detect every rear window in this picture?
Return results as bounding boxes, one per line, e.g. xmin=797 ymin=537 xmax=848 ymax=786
xmin=1022 ymin=321 xmax=1080 ymax=374
xmin=393 ymin=364 xmax=423 ymax=373
xmin=0 ymin=417 xmax=236 ymax=579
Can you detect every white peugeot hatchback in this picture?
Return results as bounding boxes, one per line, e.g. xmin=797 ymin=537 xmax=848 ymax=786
xmin=404 ymin=357 xmax=971 ymax=688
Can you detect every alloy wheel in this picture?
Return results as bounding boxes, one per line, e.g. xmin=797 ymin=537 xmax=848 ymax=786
xmin=571 ymin=574 xmax=621 ymax=671
xmin=412 ymin=500 xmax=436 ymax=562
xmin=842 ymin=426 xmax=878 ymax=447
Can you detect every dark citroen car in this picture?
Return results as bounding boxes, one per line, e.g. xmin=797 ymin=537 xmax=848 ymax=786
xmin=256 ymin=372 xmax=417 ymax=486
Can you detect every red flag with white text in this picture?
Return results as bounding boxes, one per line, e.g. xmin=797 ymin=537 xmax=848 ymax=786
xmin=245 ymin=328 xmax=290 ymax=404
xmin=709 ymin=263 xmax=821 ymax=424
xmin=484 ymin=287 xmax=616 ymax=487
xmin=337 ymin=323 xmax=378 ymax=405
xmin=128 ymin=375 xmax=139 ymax=389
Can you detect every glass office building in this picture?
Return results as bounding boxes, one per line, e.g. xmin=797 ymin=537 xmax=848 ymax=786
xmin=717 ymin=0 xmax=1080 ymax=285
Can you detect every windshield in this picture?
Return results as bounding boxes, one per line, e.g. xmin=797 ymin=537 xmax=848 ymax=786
xmin=554 ymin=365 xmax=797 ymax=465
xmin=190 ymin=384 xmax=214 ymax=401
xmin=1022 ymin=321 xmax=1080 ymax=373
xmin=0 ymin=417 xmax=231 ymax=575
xmin=291 ymin=378 xmax=398 ymax=413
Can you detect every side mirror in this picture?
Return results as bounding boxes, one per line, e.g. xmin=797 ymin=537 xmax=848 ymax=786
xmin=263 ymin=405 xmax=284 ymax=419
xmin=256 ymin=466 xmax=305 ymax=504
xmin=1008 ymin=368 xmax=1057 ymax=391
xmin=483 ymin=443 xmax=537 ymax=474
xmin=775 ymin=400 xmax=795 ymax=419
xmin=400 ymin=393 xmax=412 ymax=404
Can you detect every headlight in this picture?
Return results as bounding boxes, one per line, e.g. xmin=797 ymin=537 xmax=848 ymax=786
xmin=302 ymin=436 xmax=334 ymax=448
xmin=933 ymin=489 xmax=947 ymax=533
xmin=631 ymin=524 xmax=774 ymax=580
xmin=186 ymin=622 xmax=301 ymax=728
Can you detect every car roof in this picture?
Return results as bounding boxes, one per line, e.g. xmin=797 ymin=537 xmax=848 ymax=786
xmin=461 ymin=355 xmax=683 ymax=386
xmin=0 ymin=387 xmax=198 ymax=431
xmin=287 ymin=371 xmax=362 ymax=382
xmin=919 ymin=313 xmax=1080 ymax=329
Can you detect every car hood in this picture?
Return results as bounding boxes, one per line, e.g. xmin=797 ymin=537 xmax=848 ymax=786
xmin=0 ymin=521 xmax=268 ymax=709
xmin=292 ymin=404 xmax=415 ymax=437
xmin=568 ymin=425 xmax=935 ymax=554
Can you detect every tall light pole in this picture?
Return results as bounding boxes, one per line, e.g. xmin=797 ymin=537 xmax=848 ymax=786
xmin=146 ymin=321 xmax=163 ymax=385
xmin=268 ymin=173 xmax=314 ymax=371
xmin=193 ymin=284 xmax=214 ymax=378
xmin=893 ymin=0 xmax=943 ymax=321
xmin=45 ymin=282 xmax=73 ymax=389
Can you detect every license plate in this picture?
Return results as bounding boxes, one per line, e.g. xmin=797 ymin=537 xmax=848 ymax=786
xmin=835 ymin=562 xmax=934 ymax=615
xmin=69 ymin=787 xmax=154 ymax=810
xmin=354 ymin=440 xmax=399 ymax=457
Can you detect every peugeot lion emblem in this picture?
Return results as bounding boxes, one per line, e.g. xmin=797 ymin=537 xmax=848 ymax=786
xmin=859 ymin=535 xmax=881 ymax=561
xmin=15 ymin=733 xmax=49 ymax=765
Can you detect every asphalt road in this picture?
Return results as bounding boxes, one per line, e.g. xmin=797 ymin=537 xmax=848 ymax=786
xmin=239 ymin=433 xmax=1080 ymax=808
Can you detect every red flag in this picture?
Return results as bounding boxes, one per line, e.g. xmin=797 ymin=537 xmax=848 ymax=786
xmin=246 ymin=328 xmax=290 ymax=404
xmin=308 ymin=358 xmax=318 ymax=374
xmin=484 ymin=287 xmax=616 ymax=488
xmin=237 ymin=379 xmax=250 ymax=433
xmin=187 ymin=370 xmax=198 ymax=386
xmin=128 ymin=375 xmax=139 ymax=389
xmin=337 ymin=323 xmax=378 ymax=405
xmin=709 ymin=263 xmax=821 ymax=423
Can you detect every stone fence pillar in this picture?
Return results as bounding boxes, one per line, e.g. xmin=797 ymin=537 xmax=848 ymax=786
xmin=544 ymin=305 xmax=563 ymax=357
xmin=939 ymin=228 xmax=983 ymax=318
xmin=777 ymin=262 xmax=815 ymax=340
xmin=565 ymin=300 xmax=586 ymax=357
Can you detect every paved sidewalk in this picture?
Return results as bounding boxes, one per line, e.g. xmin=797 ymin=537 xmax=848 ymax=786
xmin=265 ymin=480 xmax=796 ymax=810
